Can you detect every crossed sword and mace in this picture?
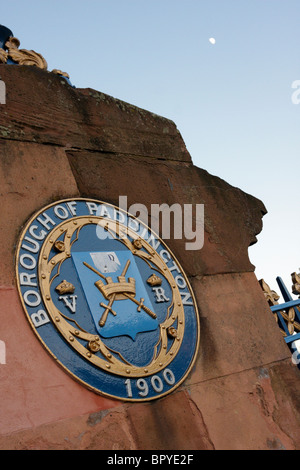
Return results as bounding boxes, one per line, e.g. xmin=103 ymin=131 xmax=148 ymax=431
xmin=83 ymin=259 xmax=157 ymax=327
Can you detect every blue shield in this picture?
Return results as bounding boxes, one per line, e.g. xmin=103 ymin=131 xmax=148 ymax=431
xmin=72 ymin=251 xmax=158 ymax=340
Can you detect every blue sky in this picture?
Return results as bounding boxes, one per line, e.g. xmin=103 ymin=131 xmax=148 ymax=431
xmin=2 ymin=0 xmax=299 ymax=298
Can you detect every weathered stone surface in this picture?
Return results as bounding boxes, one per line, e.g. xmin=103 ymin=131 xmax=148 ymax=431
xmin=0 ymin=65 xmax=190 ymax=161
xmin=1 ymin=362 xmax=299 ymax=450
xmin=187 ymin=272 xmax=291 ymax=384
xmin=0 ymin=406 xmax=134 ymax=450
xmin=268 ymin=361 xmax=300 ymax=448
xmin=67 ymin=150 xmax=266 ymax=276
xmin=189 ymin=361 xmax=300 ymax=450
xmin=0 ymin=287 xmax=119 ymax=437
xmin=0 ymin=140 xmax=79 ymax=286
xmin=0 ymin=63 xmax=299 ymax=450
xmin=126 ymin=390 xmax=214 ymax=450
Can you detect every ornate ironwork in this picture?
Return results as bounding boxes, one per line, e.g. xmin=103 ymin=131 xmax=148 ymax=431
xmin=292 ymin=272 xmax=300 ymax=297
xmin=0 ymin=24 xmax=69 ymax=79
xmin=259 ymin=279 xmax=280 ymax=306
xmin=4 ymin=36 xmax=48 ymax=69
xmin=260 ymin=276 xmax=300 ymax=337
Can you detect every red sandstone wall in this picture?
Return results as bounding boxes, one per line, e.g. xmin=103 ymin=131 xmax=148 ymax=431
xmin=0 ymin=65 xmax=299 ymax=450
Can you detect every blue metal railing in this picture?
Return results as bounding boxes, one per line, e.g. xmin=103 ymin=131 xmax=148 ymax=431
xmin=270 ymin=277 xmax=300 ymax=366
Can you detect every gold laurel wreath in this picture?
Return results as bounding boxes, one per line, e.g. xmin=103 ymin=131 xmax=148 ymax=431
xmin=38 ymin=216 xmax=185 ymax=378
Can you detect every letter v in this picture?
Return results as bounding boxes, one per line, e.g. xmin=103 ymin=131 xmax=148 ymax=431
xmin=59 ymin=295 xmax=77 ymax=313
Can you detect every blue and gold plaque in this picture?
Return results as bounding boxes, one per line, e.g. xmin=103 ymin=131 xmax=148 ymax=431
xmin=16 ymin=199 xmax=200 ymax=401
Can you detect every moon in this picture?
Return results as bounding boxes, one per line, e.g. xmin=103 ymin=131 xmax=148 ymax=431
xmin=209 ymin=38 xmax=216 ymax=45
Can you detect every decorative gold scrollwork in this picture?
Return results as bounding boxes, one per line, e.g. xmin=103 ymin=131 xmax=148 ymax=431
xmin=5 ymin=36 xmax=48 ymax=69
xmin=0 ymin=35 xmax=69 ymax=78
xmin=52 ymin=69 xmax=70 ymax=79
xmin=259 ymin=279 xmax=280 ymax=306
xmin=0 ymin=48 xmax=8 ymax=64
xmin=39 ymin=216 xmax=185 ymax=378
xmin=292 ymin=272 xmax=300 ymax=297
xmin=259 ymin=278 xmax=300 ymax=336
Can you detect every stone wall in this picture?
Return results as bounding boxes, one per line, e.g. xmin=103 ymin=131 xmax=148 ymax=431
xmin=0 ymin=65 xmax=299 ymax=450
